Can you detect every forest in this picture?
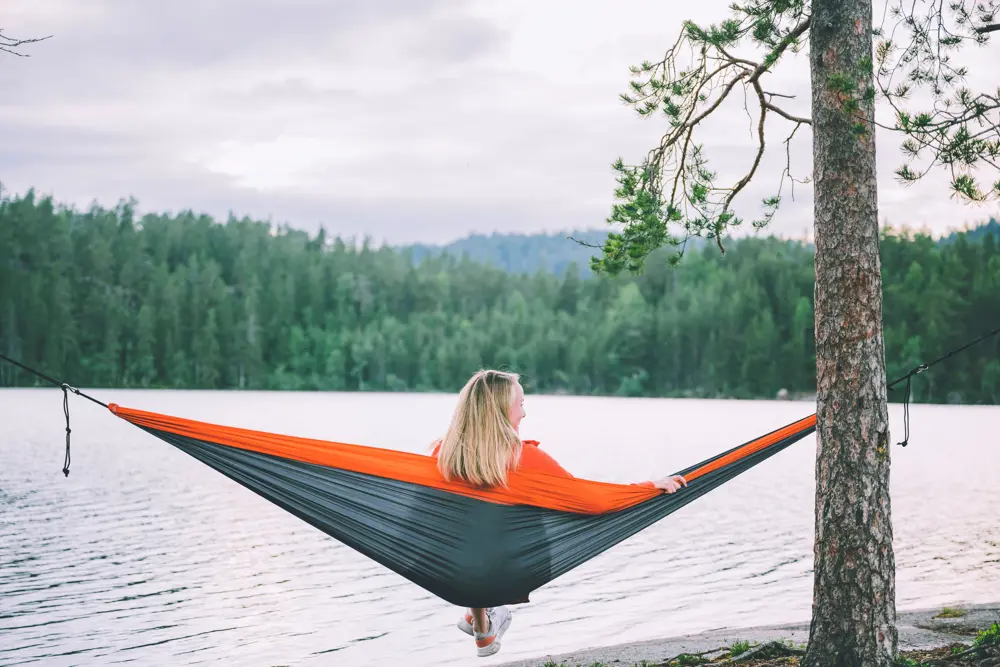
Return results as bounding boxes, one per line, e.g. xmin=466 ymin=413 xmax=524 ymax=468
xmin=1 ymin=191 xmax=998 ymax=403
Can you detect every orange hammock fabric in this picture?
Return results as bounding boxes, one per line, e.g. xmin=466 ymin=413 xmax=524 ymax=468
xmin=110 ymin=403 xmax=815 ymax=515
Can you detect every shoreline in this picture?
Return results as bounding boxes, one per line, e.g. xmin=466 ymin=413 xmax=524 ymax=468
xmin=498 ymin=602 xmax=1000 ymax=667
xmin=6 ymin=385 xmax=999 ymax=408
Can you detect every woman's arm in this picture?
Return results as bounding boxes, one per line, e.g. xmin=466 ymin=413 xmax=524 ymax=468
xmin=523 ymin=443 xmax=687 ymax=493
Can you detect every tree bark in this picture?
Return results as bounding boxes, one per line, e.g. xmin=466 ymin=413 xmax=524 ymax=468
xmin=803 ymin=1 xmax=897 ymax=666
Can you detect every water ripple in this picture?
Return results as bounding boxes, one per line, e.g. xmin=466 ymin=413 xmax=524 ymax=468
xmin=2 ymin=391 xmax=997 ymax=667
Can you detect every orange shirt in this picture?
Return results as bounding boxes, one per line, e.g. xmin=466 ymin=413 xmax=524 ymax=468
xmin=517 ymin=440 xmax=573 ymax=477
xmin=430 ymin=439 xmax=654 ymax=487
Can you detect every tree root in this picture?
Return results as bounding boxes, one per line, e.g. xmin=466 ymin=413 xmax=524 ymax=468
xmin=657 ymin=646 xmax=730 ymax=666
xmin=928 ymin=643 xmax=1000 ymax=665
xmin=717 ymin=641 xmax=806 ymax=663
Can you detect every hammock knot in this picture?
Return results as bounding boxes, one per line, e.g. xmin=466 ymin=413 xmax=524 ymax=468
xmin=61 ymin=384 xmax=72 ymax=477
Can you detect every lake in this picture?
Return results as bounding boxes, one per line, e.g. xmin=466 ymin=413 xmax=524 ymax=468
xmin=1 ymin=389 xmax=997 ymax=666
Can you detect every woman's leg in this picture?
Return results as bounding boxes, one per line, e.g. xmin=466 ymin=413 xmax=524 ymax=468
xmin=470 ymin=607 xmax=489 ymax=634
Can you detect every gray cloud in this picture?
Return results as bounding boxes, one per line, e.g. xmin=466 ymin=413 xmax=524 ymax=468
xmin=1 ymin=0 xmax=997 ymax=247
xmin=23 ymin=0 xmax=465 ymax=65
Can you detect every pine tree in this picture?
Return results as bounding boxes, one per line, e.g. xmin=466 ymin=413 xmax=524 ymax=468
xmin=591 ymin=1 xmax=998 ymax=663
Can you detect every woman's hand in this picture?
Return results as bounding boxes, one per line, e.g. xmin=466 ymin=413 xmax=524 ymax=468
xmin=652 ymin=475 xmax=687 ymax=493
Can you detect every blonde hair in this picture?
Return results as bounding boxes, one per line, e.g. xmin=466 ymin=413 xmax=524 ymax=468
xmin=437 ymin=370 xmax=522 ymax=488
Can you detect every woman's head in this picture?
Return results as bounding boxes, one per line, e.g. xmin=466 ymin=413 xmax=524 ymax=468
xmin=436 ymin=370 xmax=525 ymax=488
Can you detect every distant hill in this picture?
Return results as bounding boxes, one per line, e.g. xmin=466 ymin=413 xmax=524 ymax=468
xmin=404 ymin=229 xmax=610 ymax=276
xmin=406 ymin=220 xmax=998 ymax=275
xmin=941 ymin=218 xmax=999 ymax=244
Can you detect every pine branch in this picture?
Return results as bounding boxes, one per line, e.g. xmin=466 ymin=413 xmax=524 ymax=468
xmin=596 ymin=5 xmax=814 ymax=274
xmin=566 ymin=236 xmax=603 ymax=249
xmin=0 ymin=30 xmax=51 ymax=57
xmin=686 ymin=70 xmax=750 ymax=128
xmin=763 ymin=99 xmax=813 ymax=125
xmin=876 ymin=1 xmax=1000 ymax=202
xmin=723 ymin=81 xmax=769 ymax=223
xmin=748 ymin=15 xmax=812 ymax=84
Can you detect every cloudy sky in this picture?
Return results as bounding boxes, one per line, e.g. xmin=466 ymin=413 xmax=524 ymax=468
xmin=2 ymin=0 xmax=998 ymax=245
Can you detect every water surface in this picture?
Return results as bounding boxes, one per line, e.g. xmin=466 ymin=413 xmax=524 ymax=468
xmin=1 ymin=390 xmax=997 ymax=666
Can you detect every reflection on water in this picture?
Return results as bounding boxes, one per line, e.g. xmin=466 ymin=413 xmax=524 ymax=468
xmin=1 ymin=389 xmax=997 ymax=666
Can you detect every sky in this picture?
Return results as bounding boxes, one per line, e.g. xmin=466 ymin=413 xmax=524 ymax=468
xmin=2 ymin=0 xmax=998 ymax=245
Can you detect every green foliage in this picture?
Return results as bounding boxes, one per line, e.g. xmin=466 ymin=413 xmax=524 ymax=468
xmin=827 ymin=72 xmax=858 ymax=96
xmin=826 ymin=51 xmax=878 ymax=141
xmin=935 ymin=607 xmax=968 ymax=618
xmin=973 ymin=621 xmax=1000 ymax=647
xmin=877 ymin=0 xmax=1000 ymax=200
xmin=1 ymin=191 xmax=998 ymax=403
xmin=600 ymin=1 xmax=811 ymax=275
xmin=666 ymin=654 xmax=710 ymax=666
xmin=603 ymin=0 xmax=998 ymax=275
xmin=729 ymin=639 xmax=753 ymax=657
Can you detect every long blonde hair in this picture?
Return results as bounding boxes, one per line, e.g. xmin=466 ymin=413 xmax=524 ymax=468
xmin=437 ymin=370 xmax=522 ymax=488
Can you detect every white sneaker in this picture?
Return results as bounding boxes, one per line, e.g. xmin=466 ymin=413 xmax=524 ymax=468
xmin=474 ymin=606 xmax=512 ymax=657
xmin=458 ymin=610 xmax=474 ymax=636
xmin=457 ymin=607 xmax=493 ymax=636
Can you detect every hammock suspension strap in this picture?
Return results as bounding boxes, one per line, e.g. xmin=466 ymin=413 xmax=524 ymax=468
xmin=0 ymin=353 xmax=107 ymax=476
xmin=886 ymin=325 xmax=1000 ymax=447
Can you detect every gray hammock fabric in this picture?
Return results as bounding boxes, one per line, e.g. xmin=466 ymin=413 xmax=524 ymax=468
xmin=130 ymin=413 xmax=816 ymax=608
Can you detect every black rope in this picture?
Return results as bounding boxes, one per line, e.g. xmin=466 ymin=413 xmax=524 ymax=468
xmin=0 ymin=353 xmax=108 ymax=476
xmin=886 ymin=325 xmax=1000 ymax=390
xmin=0 ymin=353 xmax=107 ymax=408
xmin=887 ymin=325 xmax=1000 ymax=447
xmin=62 ymin=385 xmax=72 ymax=476
xmin=896 ymin=372 xmax=916 ymax=448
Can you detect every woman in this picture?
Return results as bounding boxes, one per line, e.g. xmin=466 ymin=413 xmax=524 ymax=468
xmin=433 ymin=369 xmax=687 ymax=658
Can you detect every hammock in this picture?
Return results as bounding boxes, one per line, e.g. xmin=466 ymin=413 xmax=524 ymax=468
xmin=108 ymin=403 xmax=816 ymax=608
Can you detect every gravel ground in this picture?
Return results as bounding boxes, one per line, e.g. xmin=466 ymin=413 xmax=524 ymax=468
xmin=498 ymin=602 xmax=1000 ymax=667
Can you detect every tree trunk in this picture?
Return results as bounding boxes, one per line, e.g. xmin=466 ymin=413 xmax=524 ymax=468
xmin=803 ymin=1 xmax=897 ymax=666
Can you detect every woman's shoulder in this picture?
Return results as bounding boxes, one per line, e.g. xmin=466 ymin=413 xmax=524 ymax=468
xmin=517 ymin=440 xmax=572 ymax=478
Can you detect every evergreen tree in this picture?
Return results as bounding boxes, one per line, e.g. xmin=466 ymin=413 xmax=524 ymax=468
xmin=0 ymin=191 xmax=996 ymax=407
